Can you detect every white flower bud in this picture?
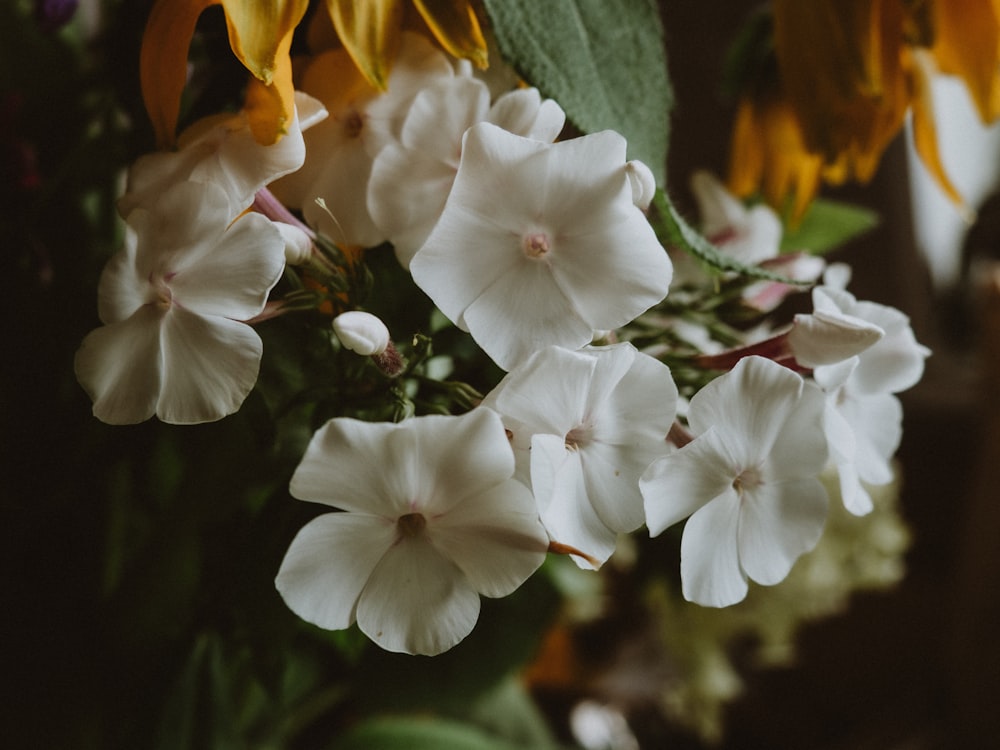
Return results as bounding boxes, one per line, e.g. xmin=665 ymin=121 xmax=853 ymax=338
xmin=625 ymin=159 xmax=656 ymax=211
xmin=333 ymin=311 xmax=390 ymax=356
xmin=275 ymin=221 xmax=314 ymax=265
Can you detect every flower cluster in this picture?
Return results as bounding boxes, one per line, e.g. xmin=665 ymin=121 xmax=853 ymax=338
xmin=76 ymin=4 xmax=929 ymax=658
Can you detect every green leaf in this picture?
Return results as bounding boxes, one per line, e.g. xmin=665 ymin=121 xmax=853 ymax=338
xmin=331 ymin=716 xmax=528 ymax=750
xmin=483 ymin=0 xmax=672 ymax=185
xmin=651 ymin=190 xmax=805 ymax=283
xmin=780 ymin=198 xmax=880 ymax=254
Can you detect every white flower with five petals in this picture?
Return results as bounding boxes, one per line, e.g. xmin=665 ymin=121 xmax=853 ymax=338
xmin=410 ymin=123 xmax=673 ymax=370
xmin=640 ymin=356 xmax=829 ymax=607
xmin=74 ymin=181 xmax=285 ymax=425
xmin=275 ymin=409 xmax=549 ymax=656
xmin=483 ymin=343 xmax=677 ymax=568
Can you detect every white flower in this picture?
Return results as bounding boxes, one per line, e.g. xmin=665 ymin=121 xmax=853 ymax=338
xmin=368 ymin=74 xmax=565 ymax=267
xmin=625 ymin=160 xmax=657 ymax=211
xmin=810 ymin=287 xmax=929 ymax=514
xmin=640 ymin=356 xmax=829 ymax=607
xmin=332 ymin=310 xmax=390 ymax=355
xmin=269 ymin=33 xmax=453 ymax=247
xmin=483 ymin=343 xmax=677 ymax=568
xmin=691 ymin=170 xmax=782 ymax=267
xmin=74 ymin=181 xmax=285 ymax=424
xmin=410 ymin=123 xmax=673 ymax=370
xmin=118 ymin=92 xmax=327 ymax=220
xmin=275 ymin=409 xmax=549 ymax=656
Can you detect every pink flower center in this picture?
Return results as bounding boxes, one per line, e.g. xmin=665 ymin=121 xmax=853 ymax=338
xmin=565 ymin=422 xmax=594 ymax=450
xmin=344 ymin=109 xmax=364 ymax=139
xmin=522 ymin=232 xmax=550 ymax=259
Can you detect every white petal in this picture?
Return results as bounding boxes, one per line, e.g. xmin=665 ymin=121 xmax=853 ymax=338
xmin=680 ymin=491 xmax=747 ymax=607
xmin=367 ymin=142 xmax=457 ymax=268
xmin=96 ymin=225 xmax=150 ymax=324
xmin=275 ymin=512 xmax=396 ymax=630
xmin=586 ymin=344 xmax=677 ymax=445
xmin=276 ymin=221 xmax=314 ymax=265
xmin=690 ymin=170 xmax=746 ymax=237
xmin=169 ymin=212 xmax=284 ymax=320
xmin=579 ymin=440 xmax=648 ymax=533
xmin=788 ymin=310 xmax=884 ymax=368
xmin=532 ymin=433 xmax=617 ymax=569
xmin=842 ymin=392 xmax=901 ymax=484
xmin=737 ymin=478 xmax=828 ymax=586
xmin=549 ymin=215 xmax=671 ymax=330
xmin=156 ymin=308 xmax=262 ymax=424
xmin=294 ymin=90 xmax=329 ymax=131
xmin=429 ymin=480 xmax=547 ymax=598
xmin=687 ymin=356 xmax=804 ymax=467
xmin=290 ymin=418 xmax=417 ymax=515
xmin=74 ymin=306 xmax=164 ymax=425
xmin=357 ymin=537 xmax=481 ymax=655
xmin=765 ymin=379 xmax=829 ymax=478
xmin=462 ymin=259 xmax=594 ymax=370
xmin=300 ymin=141 xmax=385 ymax=248
xmin=133 ymin=181 xmax=231 ymax=265
xmin=400 ymin=75 xmax=488 ymax=161
xmin=640 ymin=427 xmax=737 ymax=536
xmin=486 ymin=88 xmax=566 ymax=142
xmin=837 ymin=462 xmax=874 ymax=516
xmin=625 ymin=160 xmax=656 ymax=210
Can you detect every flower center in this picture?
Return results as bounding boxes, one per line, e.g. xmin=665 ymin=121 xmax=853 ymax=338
xmin=397 ymin=512 xmax=427 ymax=538
xmin=344 ymin=109 xmax=364 ymax=139
xmin=522 ymin=232 xmax=550 ymax=259
xmin=732 ymin=466 xmax=763 ymax=496
xmin=565 ymin=422 xmax=593 ymax=450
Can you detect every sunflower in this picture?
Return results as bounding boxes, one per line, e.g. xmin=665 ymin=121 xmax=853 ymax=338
xmin=728 ymin=0 xmax=1000 ymax=218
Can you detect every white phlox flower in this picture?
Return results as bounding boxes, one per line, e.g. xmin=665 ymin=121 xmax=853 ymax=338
xmin=74 ymin=181 xmax=285 ymax=425
xmin=691 ymin=170 xmax=782 ymax=267
xmin=482 ymin=343 xmax=678 ymax=569
xmin=640 ymin=356 xmax=830 ymax=607
xmin=368 ymin=72 xmax=565 ymax=267
xmin=410 ymin=122 xmax=673 ymax=370
xmin=810 ymin=286 xmax=930 ymax=515
xmin=118 ymin=91 xmax=327 ymax=220
xmin=269 ymin=32 xmax=454 ymax=247
xmin=786 ymin=289 xmax=886 ymax=369
xmin=275 ymin=409 xmax=549 ymax=656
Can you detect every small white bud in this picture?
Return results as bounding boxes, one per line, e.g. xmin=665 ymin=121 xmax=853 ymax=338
xmin=275 ymin=221 xmax=314 ymax=265
xmin=625 ymin=160 xmax=656 ymax=211
xmin=333 ymin=311 xmax=390 ymax=356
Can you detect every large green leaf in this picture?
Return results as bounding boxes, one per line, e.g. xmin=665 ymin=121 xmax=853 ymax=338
xmin=483 ymin=0 xmax=672 ymax=185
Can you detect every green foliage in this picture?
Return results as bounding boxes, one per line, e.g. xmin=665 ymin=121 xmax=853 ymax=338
xmin=650 ymin=190 xmax=806 ymax=283
xmin=483 ymin=0 xmax=672 ymax=185
xmin=780 ymin=198 xmax=880 ymax=254
xmin=331 ymin=716 xmax=534 ymax=750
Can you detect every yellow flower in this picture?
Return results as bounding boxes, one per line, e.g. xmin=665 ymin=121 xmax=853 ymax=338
xmin=322 ymin=0 xmax=488 ymax=90
xmin=140 ymin=0 xmax=309 ymax=148
xmin=729 ymin=0 xmax=1000 ymax=215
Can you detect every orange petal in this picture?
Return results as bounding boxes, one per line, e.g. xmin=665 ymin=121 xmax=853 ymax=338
xmin=219 ymin=0 xmax=309 ymax=85
xmin=907 ymin=47 xmax=967 ymax=207
xmin=931 ymin=0 xmax=1000 ymax=123
xmin=412 ymin=0 xmax=489 ymax=69
xmin=140 ymin=0 xmax=217 ymax=149
xmin=324 ymin=0 xmax=404 ymax=90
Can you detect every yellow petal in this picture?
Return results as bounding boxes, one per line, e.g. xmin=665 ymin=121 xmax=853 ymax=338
xmin=219 ymin=0 xmax=309 ymax=86
xmin=140 ymin=0 xmax=217 ymax=148
xmin=931 ymin=0 xmax=1000 ymax=123
xmin=412 ymin=0 xmax=489 ymax=69
xmin=324 ymin=0 xmax=404 ymax=90
xmin=907 ymin=47 xmax=967 ymax=207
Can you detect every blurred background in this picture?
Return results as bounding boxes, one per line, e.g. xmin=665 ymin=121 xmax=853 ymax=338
xmin=4 ymin=1 xmax=1000 ymax=747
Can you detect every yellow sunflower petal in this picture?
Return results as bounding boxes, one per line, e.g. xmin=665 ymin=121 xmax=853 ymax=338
xmin=220 ymin=0 xmax=309 ymax=144
xmin=907 ymin=47 xmax=967 ymax=207
xmin=140 ymin=0 xmax=217 ymax=148
xmin=412 ymin=0 xmax=489 ymax=69
xmin=324 ymin=0 xmax=404 ymax=90
xmin=931 ymin=0 xmax=1000 ymax=123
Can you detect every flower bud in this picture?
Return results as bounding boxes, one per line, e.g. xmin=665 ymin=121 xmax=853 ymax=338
xmin=332 ymin=311 xmax=390 ymax=356
xmin=625 ymin=160 xmax=656 ymax=211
